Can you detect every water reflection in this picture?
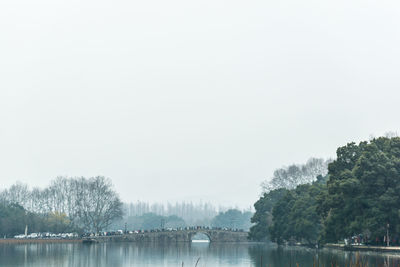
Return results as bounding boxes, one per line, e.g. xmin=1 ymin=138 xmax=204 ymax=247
xmin=1 ymin=242 xmax=400 ymax=267
xmin=248 ymin=244 xmax=400 ymax=267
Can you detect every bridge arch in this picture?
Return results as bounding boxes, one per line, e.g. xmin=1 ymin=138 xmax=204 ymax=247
xmin=189 ymin=231 xmax=211 ymax=242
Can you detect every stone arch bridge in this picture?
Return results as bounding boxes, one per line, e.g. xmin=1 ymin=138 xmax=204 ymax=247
xmin=88 ymin=229 xmax=248 ymax=243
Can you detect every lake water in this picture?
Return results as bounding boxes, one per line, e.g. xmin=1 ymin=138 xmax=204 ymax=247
xmin=1 ymin=242 xmax=400 ymax=267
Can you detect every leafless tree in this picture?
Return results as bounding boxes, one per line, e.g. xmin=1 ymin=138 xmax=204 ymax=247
xmin=1 ymin=176 xmax=123 ymax=232
xmin=74 ymin=176 xmax=123 ymax=232
xmin=0 ymin=182 xmax=30 ymax=207
xmin=261 ymin=157 xmax=332 ymax=193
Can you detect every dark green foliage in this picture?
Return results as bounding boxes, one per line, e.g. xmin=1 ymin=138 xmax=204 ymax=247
xmin=248 ymin=188 xmax=288 ymax=241
xmin=249 ymin=172 xmax=328 ymax=244
xmin=251 ymin=136 xmax=400 ymax=245
xmin=211 ymin=209 xmax=253 ymax=230
xmin=270 ymin=179 xmax=326 ymax=245
xmin=319 ymin=137 xmax=400 ymax=243
xmin=251 ymin=157 xmax=329 ymax=242
xmin=0 ymin=203 xmax=76 ymax=237
xmin=0 ymin=203 xmax=27 ymax=237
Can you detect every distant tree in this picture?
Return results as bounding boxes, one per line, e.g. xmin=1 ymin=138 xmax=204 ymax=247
xmin=45 ymin=212 xmax=73 ymax=233
xmin=384 ymin=131 xmax=399 ymax=138
xmin=0 ymin=203 xmax=27 ymax=237
xmin=141 ymin=213 xmax=165 ymax=230
xmin=1 ymin=176 xmax=123 ymax=234
xmin=110 ymin=213 xmax=186 ymax=230
xmin=74 ymin=176 xmax=123 ymax=232
xmin=0 ymin=203 xmax=74 ymax=237
xmin=211 ymin=209 xmax=253 ymax=230
xmin=261 ymin=158 xmax=330 ymax=193
xmin=0 ymin=182 xmax=30 ymax=207
xmin=121 ymin=201 xmax=218 ymax=226
xmin=165 ymin=215 xmax=186 ymax=228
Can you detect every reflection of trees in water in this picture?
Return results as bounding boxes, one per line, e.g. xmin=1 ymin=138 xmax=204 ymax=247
xmin=248 ymin=245 xmax=323 ymax=267
xmin=81 ymin=243 xmax=251 ymax=267
xmin=0 ymin=242 xmax=251 ymax=267
xmin=248 ymin=245 xmax=400 ymax=267
xmin=78 ymin=243 xmax=190 ymax=267
xmin=1 ymin=243 xmax=246 ymax=267
xmin=4 ymin=243 xmax=400 ymax=266
xmin=205 ymin=243 xmax=250 ymax=265
xmin=0 ymin=243 xmax=73 ymax=266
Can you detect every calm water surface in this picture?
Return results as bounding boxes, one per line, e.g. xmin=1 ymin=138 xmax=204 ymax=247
xmin=1 ymin=242 xmax=400 ymax=267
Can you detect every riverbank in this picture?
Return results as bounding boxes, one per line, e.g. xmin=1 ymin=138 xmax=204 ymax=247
xmin=0 ymin=239 xmax=82 ymax=244
xmin=325 ymin=243 xmax=400 ymax=253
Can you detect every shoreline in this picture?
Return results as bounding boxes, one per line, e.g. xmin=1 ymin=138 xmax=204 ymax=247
xmin=324 ymin=243 xmax=400 ymax=253
xmin=0 ymin=239 xmax=82 ymax=244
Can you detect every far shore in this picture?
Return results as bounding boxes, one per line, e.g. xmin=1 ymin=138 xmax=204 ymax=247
xmin=325 ymin=243 xmax=400 ymax=253
xmin=0 ymin=239 xmax=82 ymax=244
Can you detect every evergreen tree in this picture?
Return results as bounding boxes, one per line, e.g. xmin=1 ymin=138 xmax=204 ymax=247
xmin=319 ymin=137 xmax=400 ymax=243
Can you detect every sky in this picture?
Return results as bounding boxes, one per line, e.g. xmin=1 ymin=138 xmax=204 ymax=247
xmin=1 ymin=0 xmax=399 ymax=209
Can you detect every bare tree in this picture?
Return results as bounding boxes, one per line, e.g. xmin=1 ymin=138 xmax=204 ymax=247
xmin=0 ymin=182 xmax=31 ymax=207
xmin=1 ymin=176 xmax=123 ymax=233
xmin=261 ymin=157 xmax=331 ymax=193
xmin=74 ymin=176 xmax=123 ymax=232
xmin=29 ymin=187 xmax=47 ymax=213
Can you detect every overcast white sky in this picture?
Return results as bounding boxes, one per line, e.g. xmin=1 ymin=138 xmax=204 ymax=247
xmin=1 ymin=0 xmax=399 ymax=208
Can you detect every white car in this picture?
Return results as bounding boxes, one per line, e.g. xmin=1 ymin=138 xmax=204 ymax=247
xmin=28 ymin=233 xmax=38 ymax=239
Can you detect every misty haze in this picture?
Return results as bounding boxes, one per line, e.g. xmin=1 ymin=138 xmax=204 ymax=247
xmin=1 ymin=0 xmax=400 ymax=266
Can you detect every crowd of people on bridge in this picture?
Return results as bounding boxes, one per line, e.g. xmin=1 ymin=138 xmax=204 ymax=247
xmin=83 ymin=226 xmax=245 ymax=238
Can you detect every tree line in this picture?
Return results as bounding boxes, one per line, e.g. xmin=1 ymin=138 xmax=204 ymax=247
xmin=0 ymin=203 xmax=76 ymax=238
xmin=250 ymin=136 xmax=400 ymax=246
xmin=0 ymin=176 xmax=123 ymax=235
xmin=122 ymin=201 xmax=222 ymax=226
xmin=1 ymin=176 xmax=254 ymax=237
xmin=211 ymin=209 xmax=253 ymax=230
xmin=110 ymin=208 xmax=253 ymax=231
